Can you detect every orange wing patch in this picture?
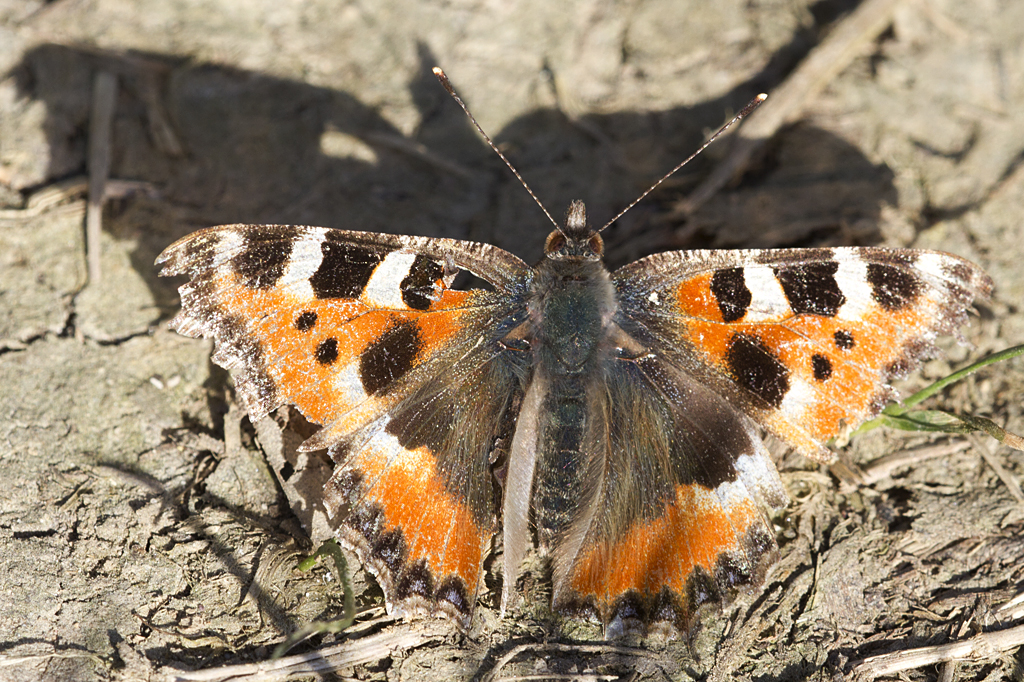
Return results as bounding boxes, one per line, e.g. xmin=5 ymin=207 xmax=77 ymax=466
xmin=208 ymin=267 xmax=475 ymax=425
xmin=159 ymin=225 xmax=511 ymax=629
xmin=160 ymin=225 xmax=484 ymax=432
xmin=323 ymin=430 xmax=490 ymax=627
xmin=561 ymin=479 xmax=773 ymax=631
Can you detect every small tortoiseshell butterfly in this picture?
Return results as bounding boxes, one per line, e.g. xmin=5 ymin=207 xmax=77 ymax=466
xmin=157 ymin=71 xmax=992 ymax=637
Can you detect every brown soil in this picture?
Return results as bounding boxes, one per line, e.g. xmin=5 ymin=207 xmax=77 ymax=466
xmin=1 ymin=0 xmax=1022 ymax=680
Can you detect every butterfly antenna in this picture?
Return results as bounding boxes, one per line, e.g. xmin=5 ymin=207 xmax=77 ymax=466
xmin=598 ymin=93 xmax=767 ymax=233
xmin=433 ymin=67 xmax=562 ymax=233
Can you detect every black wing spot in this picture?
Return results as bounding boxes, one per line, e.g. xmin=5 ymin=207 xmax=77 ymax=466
xmin=834 ymin=329 xmax=855 ymax=350
xmin=685 ymin=565 xmax=721 ymax=612
xmin=775 ymin=261 xmax=845 ymax=317
xmin=294 ymin=310 xmax=317 ymax=332
xmin=345 ymin=503 xmax=384 ymax=543
xmin=401 ymin=255 xmax=445 ymax=310
xmin=710 ymin=268 xmax=752 ymax=322
xmin=359 ymin=320 xmax=423 ymax=395
xmin=234 ymin=227 xmax=299 ymax=289
xmin=372 ymin=529 xmax=408 ymax=575
xmin=811 ymin=354 xmax=833 ymax=381
xmin=310 ymin=240 xmax=385 ymax=299
xmin=397 ymin=559 xmax=435 ymax=600
xmin=867 ymin=263 xmax=921 ymax=311
xmin=435 ymin=576 xmax=471 ymax=617
xmin=316 ymin=337 xmax=339 ymax=365
xmin=726 ymin=334 xmax=790 ymax=409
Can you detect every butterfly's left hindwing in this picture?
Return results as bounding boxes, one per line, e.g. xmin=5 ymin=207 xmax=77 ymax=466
xmin=545 ymin=351 xmax=788 ymax=634
xmin=157 ymin=224 xmax=531 ymax=626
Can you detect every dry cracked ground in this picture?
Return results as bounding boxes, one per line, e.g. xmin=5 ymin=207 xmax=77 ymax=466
xmin=1 ymin=0 xmax=1023 ymax=680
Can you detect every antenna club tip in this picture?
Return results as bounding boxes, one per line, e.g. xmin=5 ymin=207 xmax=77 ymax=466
xmin=756 ymin=93 xmax=768 ymax=101
xmin=432 ymin=66 xmax=444 ymax=77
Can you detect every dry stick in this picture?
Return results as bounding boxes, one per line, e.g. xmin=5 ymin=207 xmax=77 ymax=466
xmin=851 ymin=623 xmax=1024 ymax=678
xmin=86 ymin=70 xmax=118 ymax=284
xmin=970 ymin=435 xmax=1024 ymax=504
xmin=364 ymin=131 xmax=476 ymax=180
xmin=80 ymin=46 xmax=184 ymax=158
xmin=999 ymin=591 xmax=1024 ymax=621
xmin=0 ymin=652 xmax=107 ymax=669
xmin=677 ymin=0 xmax=903 ymax=216
xmin=168 ymin=626 xmax=441 ymax=682
xmin=0 ymin=177 xmax=157 ymax=225
xmin=493 ymin=671 xmax=614 ymax=675
xmin=857 ymin=440 xmax=972 ymax=486
xmin=937 ymin=660 xmax=956 ymax=682
xmin=482 ymin=642 xmax=654 ymax=682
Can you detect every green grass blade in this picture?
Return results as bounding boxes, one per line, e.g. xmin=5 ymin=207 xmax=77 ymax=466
xmin=272 ymin=540 xmax=357 ymax=658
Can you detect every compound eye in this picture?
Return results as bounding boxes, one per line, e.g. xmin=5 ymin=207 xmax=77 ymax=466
xmin=587 ymin=233 xmax=604 ymax=256
xmin=545 ymin=231 xmax=567 ymax=254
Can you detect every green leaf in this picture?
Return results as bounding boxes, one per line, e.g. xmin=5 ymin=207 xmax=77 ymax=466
xmin=852 ymin=344 xmax=1024 ymax=451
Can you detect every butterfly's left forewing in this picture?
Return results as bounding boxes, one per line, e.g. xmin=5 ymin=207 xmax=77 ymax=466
xmin=158 ymin=225 xmax=533 ymax=626
xmin=613 ymin=247 xmax=992 ymax=458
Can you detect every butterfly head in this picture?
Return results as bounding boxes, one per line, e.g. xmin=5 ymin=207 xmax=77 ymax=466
xmin=544 ymin=200 xmax=604 ymax=262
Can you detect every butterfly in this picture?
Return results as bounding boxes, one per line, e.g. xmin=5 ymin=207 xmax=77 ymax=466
xmin=156 ymin=74 xmax=992 ymax=637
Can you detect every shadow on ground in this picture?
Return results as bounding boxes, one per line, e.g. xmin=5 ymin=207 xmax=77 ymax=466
xmin=10 ymin=40 xmax=896 ymax=306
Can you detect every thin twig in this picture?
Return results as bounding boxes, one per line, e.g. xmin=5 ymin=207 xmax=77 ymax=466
xmin=852 ymin=623 xmax=1024 ymax=678
xmin=0 ymin=177 xmax=157 ymax=225
xmin=497 ymin=671 xmax=618 ymax=675
xmin=998 ymin=590 xmax=1024 ymax=621
xmin=677 ymin=0 xmax=902 ymax=215
xmin=970 ymin=435 xmax=1024 ymax=505
xmin=482 ymin=642 xmax=653 ymax=682
xmin=0 ymin=652 xmax=107 ymax=668
xmin=87 ymin=70 xmax=118 ymax=284
xmin=167 ymin=625 xmax=443 ymax=682
xmin=858 ymin=441 xmax=972 ymax=486
xmin=364 ymin=131 xmax=475 ymax=180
